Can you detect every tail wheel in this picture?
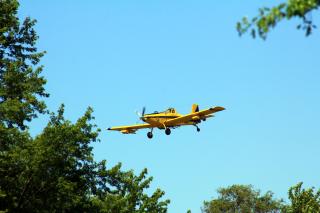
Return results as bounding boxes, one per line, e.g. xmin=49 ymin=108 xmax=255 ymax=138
xmin=165 ymin=128 xmax=171 ymax=135
xmin=147 ymin=132 xmax=153 ymax=139
xmin=197 ymin=127 xmax=200 ymax=132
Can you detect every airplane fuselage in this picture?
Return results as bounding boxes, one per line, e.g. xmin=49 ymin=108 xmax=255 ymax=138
xmin=142 ymin=112 xmax=196 ymax=129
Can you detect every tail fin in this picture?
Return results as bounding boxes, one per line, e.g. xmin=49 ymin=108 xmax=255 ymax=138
xmin=191 ymin=104 xmax=199 ymax=113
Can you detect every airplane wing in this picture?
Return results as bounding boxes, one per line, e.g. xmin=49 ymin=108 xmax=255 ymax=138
xmin=107 ymin=123 xmax=152 ymax=134
xmin=165 ymin=106 xmax=225 ymax=126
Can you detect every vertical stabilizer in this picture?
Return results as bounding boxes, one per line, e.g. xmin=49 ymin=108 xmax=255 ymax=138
xmin=191 ymin=104 xmax=199 ymax=113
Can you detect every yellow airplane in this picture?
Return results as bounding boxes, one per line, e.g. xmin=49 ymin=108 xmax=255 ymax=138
xmin=107 ymin=104 xmax=225 ymax=139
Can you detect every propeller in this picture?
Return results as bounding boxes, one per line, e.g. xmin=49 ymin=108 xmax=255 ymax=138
xmin=141 ymin=107 xmax=146 ymax=117
xmin=135 ymin=111 xmax=141 ymax=117
xmin=135 ymin=107 xmax=146 ymax=123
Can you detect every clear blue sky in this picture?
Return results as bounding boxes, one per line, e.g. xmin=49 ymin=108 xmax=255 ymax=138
xmin=20 ymin=1 xmax=320 ymax=212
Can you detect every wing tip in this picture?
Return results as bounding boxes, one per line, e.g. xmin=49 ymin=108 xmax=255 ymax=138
xmin=210 ymin=106 xmax=226 ymax=111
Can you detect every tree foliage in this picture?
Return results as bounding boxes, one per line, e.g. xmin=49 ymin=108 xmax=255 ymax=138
xmin=0 ymin=0 xmax=48 ymax=130
xmin=284 ymin=182 xmax=320 ymax=213
xmin=1 ymin=105 xmax=169 ymax=212
xmin=237 ymin=0 xmax=320 ymax=39
xmin=203 ymin=184 xmax=320 ymax=213
xmin=0 ymin=0 xmax=169 ymax=212
xmin=202 ymin=185 xmax=285 ymax=213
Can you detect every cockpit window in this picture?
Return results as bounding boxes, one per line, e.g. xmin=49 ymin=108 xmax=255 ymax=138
xmin=166 ymin=108 xmax=175 ymax=113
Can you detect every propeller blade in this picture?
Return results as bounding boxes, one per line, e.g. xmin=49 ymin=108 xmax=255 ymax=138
xmin=136 ymin=110 xmax=142 ymax=117
xmin=142 ymin=107 xmax=146 ymax=116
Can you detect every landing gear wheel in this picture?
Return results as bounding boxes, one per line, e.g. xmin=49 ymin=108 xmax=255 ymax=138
xmin=196 ymin=127 xmax=200 ymax=132
xmin=147 ymin=132 xmax=153 ymax=139
xmin=165 ymin=128 xmax=171 ymax=135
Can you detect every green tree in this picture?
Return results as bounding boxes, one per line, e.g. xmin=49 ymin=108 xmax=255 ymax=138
xmin=0 ymin=0 xmax=48 ymax=131
xmin=0 ymin=0 xmax=169 ymax=212
xmin=1 ymin=105 xmax=169 ymax=212
xmin=237 ymin=0 xmax=320 ymax=39
xmin=202 ymin=185 xmax=285 ymax=213
xmin=91 ymin=163 xmax=169 ymax=213
xmin=284 ymin=182 xmax=320 ymax=213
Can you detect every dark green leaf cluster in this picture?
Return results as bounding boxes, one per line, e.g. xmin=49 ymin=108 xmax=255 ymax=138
xmin=0 ymin=0 xmax=48 ymax=130
xmin=0 ymin=1 xmax=169 ymax=212
xmin=237 ymin=0 xmax=320 ymax=39
xmin=284 ymin=182 xmax=320 ymax=213
xmin=202 ymin=185 xmax=285 ymax=213
xmin=92 ymin=164 xmax=169 ymax=213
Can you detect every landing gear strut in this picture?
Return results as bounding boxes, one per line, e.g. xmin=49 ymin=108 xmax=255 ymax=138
xmin=165 ymin=128 xmax=171 ymax=135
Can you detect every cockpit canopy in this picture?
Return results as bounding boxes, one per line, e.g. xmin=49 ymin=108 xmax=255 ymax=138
xmin=166 ymin=108 xmax=175 ymax=113
xmin=149 ymin=108 xmax=176 ymax=115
